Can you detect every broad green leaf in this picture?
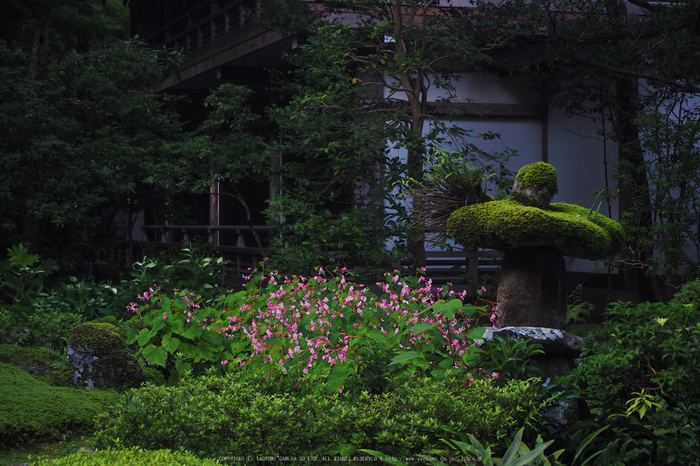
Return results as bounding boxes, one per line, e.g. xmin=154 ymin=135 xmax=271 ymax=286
xmin=326 ymin=363 xmax=348 ymax=394
xmin=195 ymin=341 xmax=215 ymax=361
xmin=151 ymin=319 xmax=165 ymax=333
xmin=411 ymin=322 xmax=439 ymax=335
xmin=465 ymin=327 xmax=488 ymax=340
xmin=366 ymin=330 xmax=388 ymax=344
xmin=178 ymin=342 xmax=195 ymax=358
xmin=170 ymin=318 xmax=185 ymax=336
xmin=176 ymin=360 xmax=192 ymax=377
xmin=160 ymin=295 xmax=171 ymax=313
xmin=162 ymin=335 xmax=181 ymax=353
xmin=142 ymin=344 xmax=168 ymax=367
xmin=390 ymin=351 xmax=420 ymax=365
xmin=136 ymin=328 xmax=151 ymax=347
xmin=443 ymin=299 xmax=465 ymax=320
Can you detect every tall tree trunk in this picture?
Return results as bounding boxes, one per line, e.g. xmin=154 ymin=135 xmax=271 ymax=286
xmin=614 ymin=78 xmax=664 ymax=302
xmin=27 ymin=7 xmax=50 ymax=81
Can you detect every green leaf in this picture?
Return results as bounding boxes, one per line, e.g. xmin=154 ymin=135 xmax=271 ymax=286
xmin=573 ymin=425 xmax=609 ymax=466
xmin=465 ymin=327 xmax=487 ymax=340
xmin=442 ymin=299 xmax=465 ymax=320
xmin=176 ymin=360 xmax=192 ymax=377
xmin=501 ymin=427 xmax=524 ymax=465
xmin=170 ymin=318 xmax=185 ymax=336
xmin=326 ymin=363 xmax=348 ymax=394
xmin=178 ymin=342 xmax=195 ymax=358
xmin=151 ymin=319 xmax=165 ymax=333
xmin=162 ymin=335 xmax=181 ymax=353
xmin=141 ymin=344 xmax=168 ymax=367
xmin=390 ymin=351 xmax=421 ymax=365
xmin=136 ymin=328 xmax=151 ymax=347
xmin=366 ymin=330 xmax=388 ymax=344
xmin=411 ymin=322 xmax=439 ymax=335
xmin=194 ymin=341 xmax=215 ymax=361
xmin=160 ymin=295 xmax=171 ymax=313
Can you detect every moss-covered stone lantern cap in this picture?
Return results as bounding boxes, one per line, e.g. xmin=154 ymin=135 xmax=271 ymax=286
xmin=510 ymin=161 xmax=558 ymax=208
xmin=446 ymin=162 xmax=625 ymax=260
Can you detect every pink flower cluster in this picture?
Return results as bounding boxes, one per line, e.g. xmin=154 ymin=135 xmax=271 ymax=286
xmin=218 ymin=268 xmax=497 ymax=374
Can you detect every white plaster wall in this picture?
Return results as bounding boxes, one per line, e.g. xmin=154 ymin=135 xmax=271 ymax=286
xmin=547 ymin=106 xmax=620 ymax=273
xmin=385 ymin=73 xmax=539 ymax=104
xmin=427 ymin=74 xmax=541 ymax=104
xmin=385 ymin=71 xmax=622 ymax=274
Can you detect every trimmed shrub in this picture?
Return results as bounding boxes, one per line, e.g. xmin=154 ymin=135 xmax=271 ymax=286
xmin=94 ymin=370 xmax=547 ymax=462
xmin=35 ymin=447 xmax=220 ymax=465
xmin=0 ymin=363 xmax=119 ymax=447
xmin=671 ymin=278 xmax=700 ymax=308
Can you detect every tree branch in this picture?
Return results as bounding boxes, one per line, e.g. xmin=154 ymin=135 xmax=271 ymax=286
xmin=576 ymin=58 xmax=700 ymax=94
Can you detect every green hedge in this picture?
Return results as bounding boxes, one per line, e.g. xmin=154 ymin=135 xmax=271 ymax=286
xmin=34 ymin=447 xmax=220 ymax=465
xmin=94 ymin=370 xmax=546 ymax=462
xmin=0 ymin=363 xmax=120 ymax=447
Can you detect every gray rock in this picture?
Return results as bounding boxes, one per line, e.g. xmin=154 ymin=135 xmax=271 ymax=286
xmin=477 ymin=326 xmax=583 ymax=358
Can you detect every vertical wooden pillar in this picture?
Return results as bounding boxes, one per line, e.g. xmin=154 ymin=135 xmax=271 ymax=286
xmin=210 ymin=181 xmax=220 ymax=245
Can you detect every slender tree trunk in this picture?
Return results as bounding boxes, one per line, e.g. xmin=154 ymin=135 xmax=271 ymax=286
xmin=393 ymin=1 xmax=427 ymax=269
xmin=27 ymin=7 xmax=50 ymax=81
xmin=614 ymin=78 xmax=664 ymax=302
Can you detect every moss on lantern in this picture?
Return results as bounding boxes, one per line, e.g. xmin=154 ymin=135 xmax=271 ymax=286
xmin=446 ymin=162 xmax=625 ymax=260
xmin=516 ymin=161 xmax=558 ymax=192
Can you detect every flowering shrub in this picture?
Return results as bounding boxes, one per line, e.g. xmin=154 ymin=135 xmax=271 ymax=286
xmin=126 ymin=267 xmax=497 ymax=391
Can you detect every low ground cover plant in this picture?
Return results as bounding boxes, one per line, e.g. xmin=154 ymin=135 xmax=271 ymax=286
xmin=0 ymin=363 xmax=119 ymax=448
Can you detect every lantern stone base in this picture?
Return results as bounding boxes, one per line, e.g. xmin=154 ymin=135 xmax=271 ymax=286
xmin=477 ymin=327 xmax=584 ymax=427
xmin=497 ymin=248 xmax=567 ymax=329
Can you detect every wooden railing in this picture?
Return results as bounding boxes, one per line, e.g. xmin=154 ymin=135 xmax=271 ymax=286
xmin=134 ymin=224 xmax=501 ymax=294
xmin=398 ymin=249 xmax=502 ymax=297
xmin=139 ymin=0 xmax=259 ymax=52
xmin=140 ymin=224 xmax=270 ymax=276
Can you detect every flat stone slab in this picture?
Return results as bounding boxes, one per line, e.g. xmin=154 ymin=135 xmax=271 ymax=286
xmin=476 ymin=326 xmax=583 ymax=358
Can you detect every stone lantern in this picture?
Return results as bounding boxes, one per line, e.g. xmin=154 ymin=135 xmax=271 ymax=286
xmin=447 ymin=162 xmax=624 ymax=427
xmin=447 ymin=162 xmax=624 ymax=329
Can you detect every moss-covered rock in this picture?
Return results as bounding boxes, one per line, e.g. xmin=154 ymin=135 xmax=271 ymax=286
xmin=67 ymin=323 xmax=144 ymax=390
xmin=510 ymin=161 xmax=558 ymax=208
xmin=515 ymin=161 xmax=558 ymax=192
xmin=447 ymin=200 xmax=625 ymax=260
